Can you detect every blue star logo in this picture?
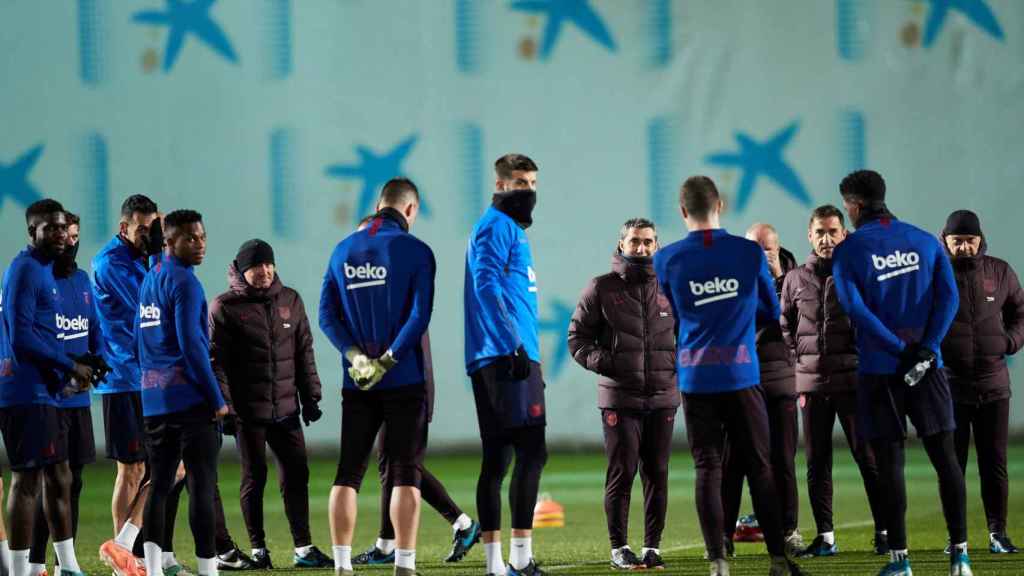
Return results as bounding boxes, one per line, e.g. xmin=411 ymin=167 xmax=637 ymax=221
xmin=0 ymin=145 xmax=44 ymax=211
xmin=923 ymin=0 xmax=1004 ymax=47
xmin=510 ymin=0 xmax=616 ymax=60
xmin=705 ymin=122 xmax=811 ymax=213
xmin=132 ymin=0 xmax=239 ymax=72
xmin=325 ymin=135 xmax=428 ymax=223
xmin=538 ymin=299 xmax=574 ymax=378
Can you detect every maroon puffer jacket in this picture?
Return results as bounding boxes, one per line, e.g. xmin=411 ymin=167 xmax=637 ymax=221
xmin=940 ymin=237 xmax=1024 ymax=405
xmin=568 ymin=252 xmax=679 ymax=411
xmin=209 ymin=264 xmax=322 ymax=423
xmin=780 ymin=253 xmax=858 ymax=394
xmin=756 ymin=247 xmax=797 ymax=397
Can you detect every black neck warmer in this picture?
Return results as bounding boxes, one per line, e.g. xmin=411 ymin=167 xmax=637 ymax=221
xmin=493 ymin=189 xmax=537 ymax=229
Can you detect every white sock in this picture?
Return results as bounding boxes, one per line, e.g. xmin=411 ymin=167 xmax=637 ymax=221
xmin=642 ymin=547 xmax=660 ymax=556
xmin=509 ymin=537 xmax=532 ymax=570
xmin=11 ymin=550 xmax=29 ymax=576
xmin=162 ymin=551 xmax=179 ymax=569
xmin=879 ymin=530 xmax=888 ymax=536
xmin=52 ymin=539 xmax=80 ymax=573
xmin=395 ymin=549 xmax=415 ymax=571
xmin=332 ymin=546 xmax=352 ymax=571
xmin=114 ymin=522 xmax=141 ymax=551
xmin=197 ymin=557 xmax=217 ymax=576
xmin=890 ymin=548 xmax=908 ymax=563
xmin=1 ymin=542 xmax=13 ymax=576
xmin=452 ymin=513 xmax=473 ymax=532
xmin=820 ymin=531 xmax=835 ymax=545
xmin=28 ymin=563 xmax=45 ymax=576
xmin=375 ymin=539 xmax=395 ymax=555
xmin=294 ymin=545 xmax=312 ymax=557
xmin=484 ymin=542 xmax=505 ymax=576
xmin=952 ymin=541 xmax=968 ymax=553
xmin=144 ymin=542 xmax=163 ymax=576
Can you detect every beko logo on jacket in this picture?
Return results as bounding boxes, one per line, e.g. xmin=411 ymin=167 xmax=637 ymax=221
xmin=689 ymin=277 xmax=740 ymax=307
xmin=139 ymin=303 xmax=162 ymax=328
xmin=56 ymin=314 xmax=89 ymax=340
xmin=344 ymin=262 xmax=387 ymax=290
xmin=871 ymin=250 xmax=920 ymax=281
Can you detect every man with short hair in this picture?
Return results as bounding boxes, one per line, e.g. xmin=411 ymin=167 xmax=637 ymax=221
xmin=465 ymin=154 xmax=547 ymax=576
xmin=137 ymin=210 xmax=229 ymax=576
xmin=781 ymin=205 xmax=887 ymax=557
xmin=653 ymin=176 xmax=802 ymax=576
xmin=940 ymin=209 xmax=1023 ymax=554
xmin=568 ymin=218 xmax=678 ymax=570
xmin=28 ymin=213 xmax=100 ymax=574
xmin=0 ymin=199 xmax=93 ymax=576
xmin=832 ymin=170 xmax=969 ymax=576
xmin=319 ymin=178 xmax=435 ymax=576
xmin=209 ymin=239 xmax=331 ymax=569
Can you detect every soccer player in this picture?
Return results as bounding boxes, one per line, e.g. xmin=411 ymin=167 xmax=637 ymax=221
xmin=780 ymin=205 xmax=887 ymax=557
xmin=465 ymin=154 xmax=547 ymax=576
xmin=831 ymin=170 xmax=969 ymax=576
xmin=209 ymin=239 xmax=332 ymax=568
xmin=0 ymin=199 xmax=93 ymax=576
xmin=28 ymin=213 xmax=100 ymax=574
xmin=721 ymin=224 xmax=802 ymax=555
xmin=653 ymin=176 xmax=802 ymax=576
xmin=319 ymin=178 xmax=435 ymax=576
xmin=939 ymin=209 xmax=1022 ymax=554
xmin=567 ymin=218 xmax=677 ymax=570
xmin=137 ymin=210 xmax=229 ymax=576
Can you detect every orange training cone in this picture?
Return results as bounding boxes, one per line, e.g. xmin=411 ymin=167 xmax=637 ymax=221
xmin=532 ymin=493 xmax=565 ymax=528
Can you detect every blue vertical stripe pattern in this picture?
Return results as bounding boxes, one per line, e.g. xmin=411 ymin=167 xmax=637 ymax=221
xmin=839 ymin=109 xmax=866 ymax=175
xmin=270 ymin=128 xmax=298 ymax=238
xmin=264 ymin=0 xmax=292 ymax=80
xmin=455 ymin=0 xmax=481 ymax=74
xmin=458 ymin=123 xmax=484 ymax=229
xmin=836 ymin=0 xmax=867 ymax=62
xmin=648 ymin=0 xmax=672 ymax=68
xmin=76 ymin=132 xmax=110 ymax=234
xmin=77 ymin=0 xmax=107 ymax=86
xmin=647 ymin=116 xmax=676 ymax=228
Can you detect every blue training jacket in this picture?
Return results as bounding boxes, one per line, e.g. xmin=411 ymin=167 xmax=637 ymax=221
xmin=0 ymin=247 xmax=75 ymax=407
xmin=137 ymin=254 xmax=226 ymax=416
xmin=55 ymin=268 xmax=102 ymax=408
xmin=832 ymin=215 xmax=958 ymax=375
xmin=464 ymin=206 xmax=540 ymax=373
xmin=319 ymin=212 xmax=436 ymax=391
xmin=653 ymin=229 xmax=780 ymax=394
xmin=92 ymin=236 xmax=147 ymax=394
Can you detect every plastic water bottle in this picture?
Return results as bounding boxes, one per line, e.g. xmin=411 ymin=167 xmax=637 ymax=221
xmin=904 ymin=358 xmax=933 ymax=387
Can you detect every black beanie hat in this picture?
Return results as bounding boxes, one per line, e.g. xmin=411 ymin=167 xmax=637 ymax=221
xmin=236 ymin=239 xmax=275 ymax=273
xmin=943 ymin=210 xmax=982 ymax=237
xmin=839 ymin=170 xmax=886 ymax=206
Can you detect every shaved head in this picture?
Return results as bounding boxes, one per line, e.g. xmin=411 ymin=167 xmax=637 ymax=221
xmin=745 ymin=223 xmax=778 ymax=249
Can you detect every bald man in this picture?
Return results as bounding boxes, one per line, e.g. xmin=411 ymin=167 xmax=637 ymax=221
xmin=720 ymin=224 xmax=802 ymax=555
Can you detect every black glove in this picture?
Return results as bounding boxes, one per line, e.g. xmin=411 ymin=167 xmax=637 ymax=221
xmin=71 ymin=353 xmax=112 ymax=385
xmin=302 ymin=403 xmax=322 ymax=426
xmin=495 ymin=345 xmax=531 ymax=381
xmin=898 ymin=343 xmax=936 ymax=378
xmin=221 ymin=413 xmax=237 ymax=436
xmin=143 ymin=218 xmax=164 ymax=257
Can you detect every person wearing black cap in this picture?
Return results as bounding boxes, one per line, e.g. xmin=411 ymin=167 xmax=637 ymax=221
xmin=831 ymin=170 xmax=969 ymax=576
xmin=209 ymin=239 xmax=332 ymax=569
xmin=940 ymin=210 xmax=1024 ymax=554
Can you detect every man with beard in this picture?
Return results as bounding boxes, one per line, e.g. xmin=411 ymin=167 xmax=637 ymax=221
xmin=832 ymin=170 xmax=968 ymax=576
xmin=209 ymin=239 xmax=332 ymax=569
xmin=465 ymin=154 xmax=547 ymax=576
xmin=781 ymin=206 xmax=887 ymax=558
xmin=939 ymin=210 xmax=1023 ymax=554
xmin=28 ymin=213 xmax=100 ymax=575
xmin=0 ymin=199 xmax=94 ymax=576
xmin=568 ymin=218 xmax=678 ymax=570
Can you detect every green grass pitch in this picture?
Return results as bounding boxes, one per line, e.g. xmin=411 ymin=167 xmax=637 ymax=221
xmin=58 ymin=443 xmax=1024 ymax=575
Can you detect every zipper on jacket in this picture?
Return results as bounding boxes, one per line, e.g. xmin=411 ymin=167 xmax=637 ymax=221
xmin=265 ymin=300 xmax=279 ymax=420
xmin=641 ymin=281 xmax=649 ymax=399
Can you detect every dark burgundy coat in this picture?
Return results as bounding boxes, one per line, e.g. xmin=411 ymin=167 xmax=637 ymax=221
xmin=780 ymin=253 xmax=858 ymax=394
xmin=756 ymin=247 xmax=797 ymax=397
xmin=940 ymin=238 xmax=1024 ymax=405
xmin=209 ymin=264 xmax=322 ymax=423
xmin=568 ymin=253 xmax=679 ymax=411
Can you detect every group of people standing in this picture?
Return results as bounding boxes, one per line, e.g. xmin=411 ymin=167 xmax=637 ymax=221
xmin=0 ymin=152 xmax=1018 ymax=576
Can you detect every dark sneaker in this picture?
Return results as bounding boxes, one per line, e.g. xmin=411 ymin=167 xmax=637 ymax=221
xmin=508 ymin=560 xmax=545 ymax=576
xmin=949 ymin=549 xmax=973 ymax=576
xmin=876 ymin=558 xmax=912 ymax=576
xmin=799 ymin=535 xmax=838 ymax=557
xmin=873 ymin=533 xmax=890 ymax=556
xmin=610 ymin=547 xmax=642 ymax=570
xmin=724 ymin=537 xmax=735 ymax=558
xmin=642 ymin=549 xmax=665 ymax=570
xmin=709 ymin=558 xmax=729 ymax=576
xmin=251 ymin=549 xmax=273 ymax=570
xmin=445 ymin=520 xmax=482 ymax=562
xmin=784 ymin=531 xmax=805 ymax=558
xmin=217 ymin=548 xmax=258 ymax=571
xmin=768 ymin=556 xmax=807 ymax=576
xmin=352 ymin=546 xmax=395 ymax=565
xmin=990 ymin=533 xmax=1019 ymax=554
xmin=294 ymin=546 xmax=333 ymax=569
